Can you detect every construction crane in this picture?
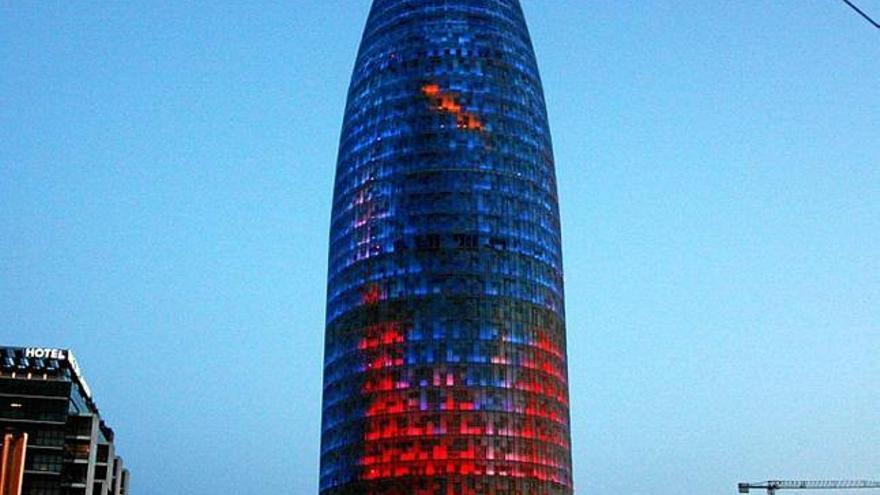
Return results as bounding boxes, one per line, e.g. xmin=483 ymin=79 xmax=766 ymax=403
xmin=739 ymin=481 xmax=880 ymax=495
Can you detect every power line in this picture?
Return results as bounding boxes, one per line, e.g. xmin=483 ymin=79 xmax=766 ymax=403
xmin=839 ymin=0 xmax=880 ymax=29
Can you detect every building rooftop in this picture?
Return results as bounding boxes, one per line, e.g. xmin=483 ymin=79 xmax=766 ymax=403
xmin=1 ymin=345 xmax=108 ymax=433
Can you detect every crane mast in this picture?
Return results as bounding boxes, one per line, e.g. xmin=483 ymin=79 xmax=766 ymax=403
xmin=739 ymin=481 xmax=880 ymax=495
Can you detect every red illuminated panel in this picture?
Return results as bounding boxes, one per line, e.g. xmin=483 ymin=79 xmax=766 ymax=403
xmin=357 ymin=326 xmax=573 ymax=490
xmin=361 ymin=284 xmax=383 ymax=305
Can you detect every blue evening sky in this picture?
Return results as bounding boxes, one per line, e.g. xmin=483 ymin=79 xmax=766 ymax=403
xmin=1 ymin=2 xmax=878 ymax=494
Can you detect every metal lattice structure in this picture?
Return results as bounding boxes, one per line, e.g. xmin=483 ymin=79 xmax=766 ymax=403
xmin=739 ymin=481 xmax=880 ymax=495
xmin=319 ymin=1 xmax=573 ymax=494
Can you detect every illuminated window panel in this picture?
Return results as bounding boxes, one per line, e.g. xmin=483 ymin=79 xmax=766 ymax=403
xmin=320 ymin=1 xmax=573 ymax=494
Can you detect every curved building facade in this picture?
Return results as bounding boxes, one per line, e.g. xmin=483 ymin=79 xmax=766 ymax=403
xmin=320 ymin=1 xmax=572 ymax=494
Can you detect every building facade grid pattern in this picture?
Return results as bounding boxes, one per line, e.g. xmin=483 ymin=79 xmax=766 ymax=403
xmin=320 ymin=1 xmax=573 ymax=494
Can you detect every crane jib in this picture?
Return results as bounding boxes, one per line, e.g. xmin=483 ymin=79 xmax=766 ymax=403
xmin=739 ymin=481 xmax=880 ymax=494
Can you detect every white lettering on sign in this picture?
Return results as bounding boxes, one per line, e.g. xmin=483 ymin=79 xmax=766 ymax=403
xmin=23 ymin=348 xmax=67 ymax=360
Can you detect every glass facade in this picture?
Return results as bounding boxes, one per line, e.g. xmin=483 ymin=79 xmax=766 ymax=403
xmin=320 ymin=1 xmax=573 ymax=494
xmin=0 ymin=347 xmax=131 ymax=495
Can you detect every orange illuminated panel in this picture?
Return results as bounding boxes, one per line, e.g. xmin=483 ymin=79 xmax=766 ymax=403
xmin=422 ymin=84 xmax=485 ymax=131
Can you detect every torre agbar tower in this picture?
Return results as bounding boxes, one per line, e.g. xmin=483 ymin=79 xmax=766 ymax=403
xmin=320 ymin=1 xmax=573 ymax=494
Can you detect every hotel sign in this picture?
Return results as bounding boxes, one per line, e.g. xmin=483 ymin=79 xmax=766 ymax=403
xmin=24 ymin=348 xmax=67 ymax=360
